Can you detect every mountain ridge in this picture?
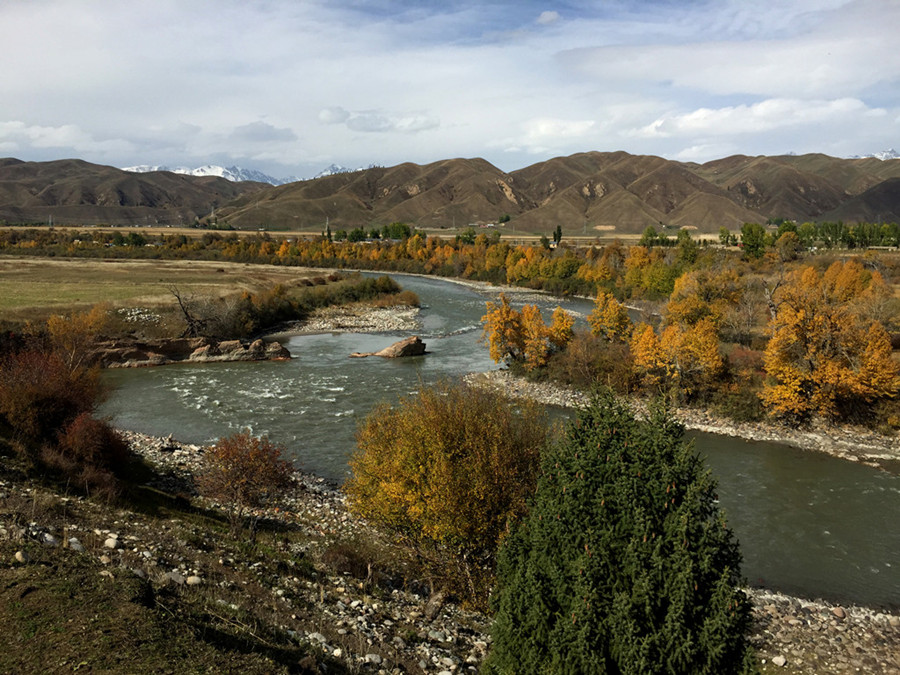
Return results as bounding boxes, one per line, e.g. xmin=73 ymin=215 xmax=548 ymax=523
xmin=4 ymin=151 xmax=900 ymax=234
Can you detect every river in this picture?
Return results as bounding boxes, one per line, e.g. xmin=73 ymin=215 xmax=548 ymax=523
xmin=99 ymin=274 xmax=900 ymax=609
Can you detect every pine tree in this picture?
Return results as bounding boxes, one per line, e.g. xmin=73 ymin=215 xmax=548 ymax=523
xmin=486 ymin=391 xmax=756 ymax=674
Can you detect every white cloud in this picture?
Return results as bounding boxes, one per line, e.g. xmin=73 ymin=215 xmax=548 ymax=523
xmin=536 ymin=11 xmax=559 ymax=25
xmin=635 ymin=98 xmax=879 ymax=138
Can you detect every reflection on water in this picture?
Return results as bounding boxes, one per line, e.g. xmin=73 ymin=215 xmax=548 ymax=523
xmin=100 ymin=274 xmax=900 ymax=608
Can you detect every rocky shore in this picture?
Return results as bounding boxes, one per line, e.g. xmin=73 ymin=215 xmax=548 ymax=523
xmin=277 ymin=304 xmax=422 ymax=336
xmin=6 ymin=430 xmax=893 ymax=673
xmin=464 ymin=370 xmax=900 ymax=474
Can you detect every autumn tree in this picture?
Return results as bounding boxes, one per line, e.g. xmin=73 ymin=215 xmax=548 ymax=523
xmin=198 ymin=432 xmax=294 ymax=537
xmin=521 ymin=304 xmax=550 ymax=371
xmin=630 ymin=319 xmax=723 ymax=399
xmin=547 ymin=305 xmax=575 ymax=352
xmin=587 ymin=290 xmax=632 ymax=342
xmin=486 ymin=391 xmax=755 ymax=674
xmin=345 ymin=382 xmax=548 ymax=606
xmin=45 ymin=304 xmax=110 ymax=371
xmin=760 ymin=260 xmax=900 ymax=421
xmin=481 ymin=293 xmax=524 ymax=365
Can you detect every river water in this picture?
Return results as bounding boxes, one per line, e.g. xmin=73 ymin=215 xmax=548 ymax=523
xmin=99 ymin=274 xmax=900 ymax=609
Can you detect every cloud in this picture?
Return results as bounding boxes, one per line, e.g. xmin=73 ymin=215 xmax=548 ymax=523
xmin=0 ymin=0 xmax=898 ymax=175
xmin=229 ymin=121 xmax=297 ymax=143
xmin=319 ymin=107 xmax=351 ymax=124
xmin=325 ymin=108 xmax=440 ymax=134
xmin=536 ymin=11 xmax=559 ymax=25
xmin=635 ymin=98 xmax=880 ymax=138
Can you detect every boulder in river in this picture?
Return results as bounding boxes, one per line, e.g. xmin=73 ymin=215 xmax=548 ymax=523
xmin=350 ymin=336 xmax=426 ymax=358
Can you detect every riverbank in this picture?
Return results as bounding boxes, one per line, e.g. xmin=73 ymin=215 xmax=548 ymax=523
xmin=6 ymin=430 xmax=895 ymax=673
xmin=464 ymin=370 xmax=900 ymax=474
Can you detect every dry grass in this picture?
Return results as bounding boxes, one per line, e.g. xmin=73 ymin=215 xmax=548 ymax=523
xmin=0 ymin=257 xmax=325 ymax=326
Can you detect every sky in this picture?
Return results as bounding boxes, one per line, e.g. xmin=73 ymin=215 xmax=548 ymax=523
xmin=1 ymin=0 xmax=898 ymax=180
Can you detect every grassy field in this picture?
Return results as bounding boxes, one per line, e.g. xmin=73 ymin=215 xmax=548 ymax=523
xmin=0 ymin=257 xmax=326 ymax=326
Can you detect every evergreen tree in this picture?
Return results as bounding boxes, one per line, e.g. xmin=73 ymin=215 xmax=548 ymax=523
xmin=486 ymin=391 xmax=756 ymax=674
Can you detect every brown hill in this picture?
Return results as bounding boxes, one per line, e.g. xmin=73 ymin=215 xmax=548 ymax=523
xmin=4 ymin=152 xmax=900 ymax=235
xmin=217 ymin=158 xmax=532 ymax=231
xmin=820 ymin=177 xmax=900 ymax=223
xmin=0 ymin=158 xmax=266 ymax=226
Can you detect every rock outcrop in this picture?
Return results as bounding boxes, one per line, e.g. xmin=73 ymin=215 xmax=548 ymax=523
xmin=89 ymin=337 xmax=290 ymax=368
xmin=350 ymin=336 xmax=426 ymax=359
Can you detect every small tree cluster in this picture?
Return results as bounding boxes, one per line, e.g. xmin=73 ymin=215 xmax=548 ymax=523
xmin=486 ymin=391 xmax=755 ymax=674
xmin=481 ymin=293 xmax=575 ymax=371
xmin=761 ymin=260 xmax=900 ymax=421
xmin=197 ymin=431 xmax=294 ymax=536
xmin=344 ymin=381 xmax=548 ymax=606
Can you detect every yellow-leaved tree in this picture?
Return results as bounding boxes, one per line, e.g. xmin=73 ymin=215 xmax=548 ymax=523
xmin=630 ymin=319 xmax=723 ymax=398
xmin=761 ymin=261 xmax=900 ymax=420
xmin=345 ymin=382 xmax=547 ymax=606
xmin=481 ymin=294 xmax=524 ymax=364
xmin=587 ymin=291 xmax=632 ymax=342
xmin=481 ymin=295 xmax=574 ymax=371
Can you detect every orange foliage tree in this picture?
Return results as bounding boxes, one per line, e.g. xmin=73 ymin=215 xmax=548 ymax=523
xmin=630 ymin=319 xmax=723 ymax=398
xmin=587 ymin=291 xmax=633 ymax=342
xmin=482 ymin=294 xmax=574 ymax=371
xmin=760 ymin=261 xmax=900 ymax=420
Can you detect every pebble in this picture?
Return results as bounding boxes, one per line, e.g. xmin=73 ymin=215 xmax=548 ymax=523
xmin=772 ymin=655 xmax=787 ymax=667
xmin=42 ymin=533 xmax=59 ymax=547
xmin=14 ymin=550 xmax=30 ymax=564
xmin=68 ymin=537 xmax=84 ymax=552
xmin=104 ymin=538 xmax=119 ymax=549
xmin=186 ymin=575 xmax=202 ymax=586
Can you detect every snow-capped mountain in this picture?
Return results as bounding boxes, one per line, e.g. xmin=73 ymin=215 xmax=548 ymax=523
xmin=121 ymin=164 xmax=299 ymax=185
xmin=312 ymin=163 xmax=382 ymax=179
xmin=313 ymin=163 xmax=355 ymax=178
xmin=851 ymin=149 xmax=900 ymax=161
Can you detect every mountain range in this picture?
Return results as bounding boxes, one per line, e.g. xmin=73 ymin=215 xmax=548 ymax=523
xmin=3 ymin=152 xmax=900 ymax=234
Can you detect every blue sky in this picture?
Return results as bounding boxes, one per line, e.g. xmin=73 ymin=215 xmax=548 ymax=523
xmin=0 ymin=0 xmax=897 ymax=178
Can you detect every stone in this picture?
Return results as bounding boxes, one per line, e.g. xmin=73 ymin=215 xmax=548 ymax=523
xmin=164 ymin=571 xmax=185 ymax=586
xmin=424 ymin=590 xmax=446 ymax=621
xmin=832 ymin=606 xmax=847 ymax=621
xmin=42 ymin=533 xmax=60 ymax=547
xmin=364 ymin=653 xmax=382 ymax=665
xmin=772 ymin=655 xmax=787 ymax=667
xmin=104 ymin=538 xmax=119 ymax=549
xmin=308 ymin=632 xmax=327 ymax=644
xmin=186 ymin=575 xmax=202 ymax=586
xmin=67 ymin=537 xmax=84 ymax=552
xmin=99 ymin=555 xmax=112 ymax=565
xmin=14 ymin=550 xmax=30 ymax=564
xmin=350 ymin=336 xmax=426 ymax=359
xmin=889 ymin=616 xmax=900 ymax=628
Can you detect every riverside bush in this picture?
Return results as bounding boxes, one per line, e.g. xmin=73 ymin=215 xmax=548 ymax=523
xmin=486 ymin=390 xmax=756 ymax=674
xmin=197 ymin=432 xmax=293 ymax=536
xmin=345 ymin=381 xmax=549 ymax=607
xmin=0 ymin=349 xmax=102 ymax=447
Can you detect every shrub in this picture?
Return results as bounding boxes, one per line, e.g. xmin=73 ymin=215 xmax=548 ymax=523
xmin=197 ymin=432 xmax=294 ymax=536
xmin=0 ymin=350 xmax=102 ymax=449
xmin=344 ymin=381 xmax=549 ymax=607
xmin=544 ymin=333 xmax=635 ymax=393
xmin=486 ymin=390 xmax=756 ymax=674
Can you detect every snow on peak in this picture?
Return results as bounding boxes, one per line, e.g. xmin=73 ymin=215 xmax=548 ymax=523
xmin=121 ymin=164 xmax=298 ymax=185
xmin=851 ymin=148 xmax=900 ymax=161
